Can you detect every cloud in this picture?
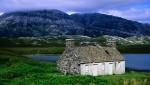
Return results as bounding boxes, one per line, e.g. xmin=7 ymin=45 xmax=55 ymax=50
xmin=0 ymin=12 xmax=4 ymax=16
xmin=99 ymin=8 xmax=150 ymax=23
xmin=0 ymin=0 xmax=150 ymax=23
xmin=0 ymin=0 xmax=149 ymax=12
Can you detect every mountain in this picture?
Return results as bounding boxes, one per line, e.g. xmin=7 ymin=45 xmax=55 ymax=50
xmin=71 ymin=13 xmax=150 ymax=37
xmin=0 ymin=10 xmax=84 ymax=37
xmin=0 ymin=9 xmax=150 ymax=37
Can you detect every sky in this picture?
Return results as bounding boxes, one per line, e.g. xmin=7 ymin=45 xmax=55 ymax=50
xmin=0 ymin=0 xmax=150 ymax=23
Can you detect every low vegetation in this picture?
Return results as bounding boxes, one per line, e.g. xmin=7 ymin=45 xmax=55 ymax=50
xmin=0 ymin=37 xmax=150 ymax=55
xmin=0 ymin=49 xmax=150 ymax=85
xmin=0 ymin=45 xmax=150 ymax=55
xmin=117 ymin=44 xmax=150 ymax=53
xmin=0 ymin=47 xmax=64 ymax=55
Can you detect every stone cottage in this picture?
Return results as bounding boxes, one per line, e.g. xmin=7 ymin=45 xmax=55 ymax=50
xmin=57 ymin=39 xmax=125 ymax=76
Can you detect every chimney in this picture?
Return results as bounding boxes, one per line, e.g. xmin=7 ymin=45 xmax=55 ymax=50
xmin=106 ymin=39 xmax=116 ymax=47
xmin=66 ymin=39 xmax=75 ymax=48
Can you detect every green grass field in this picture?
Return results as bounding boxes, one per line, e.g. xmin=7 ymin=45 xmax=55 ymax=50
xmin=117 ymin=44 xmax=150 ymax=54
xmin=0 ymin=47 xmax=65 ymax=55
xmin=0 ymin=49 xmax=150 ymax=85
xmin=0 ymin=45 xmax=150 ymax=56
xmin=0 ymin=37 xmax=150 ymax=54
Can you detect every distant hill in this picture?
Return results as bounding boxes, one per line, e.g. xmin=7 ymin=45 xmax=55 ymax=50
xmin=71 ymin=13 xmax=150 ymax=37
xmin=0 ymin=9 xmax=150 ymax=37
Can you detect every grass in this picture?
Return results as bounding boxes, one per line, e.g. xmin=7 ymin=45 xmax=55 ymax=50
xmin=0 ymin=47 xmax=65 ymax=55
xmin=0 ymin=37 xmax=150 ymax=54
xmin=1 ymin=44 xmax=150 ymax=56
xmin=0 ymin=49 xmax=150 ymax=85
xmin=117 ymin=44 xmax=150 ymax=54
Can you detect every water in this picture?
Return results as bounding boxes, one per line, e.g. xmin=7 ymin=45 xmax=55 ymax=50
xmin=27 ymin=54 xmax=59 ymax=62
xmin=27 ymin=54 xmax=150 ymax=71
xmin=124 ymin=54 xmax=150 ymax=71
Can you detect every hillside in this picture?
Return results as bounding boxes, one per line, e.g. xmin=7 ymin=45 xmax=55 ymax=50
xmin=0 ymin=35 xmax=150 ymax=54
xmin=0 ymin=9 xmax=150 ymax=37
xmin=71 ymin=14 xmax=150 ymax=37
xmin=0 ymin=35 xmax=150 ymax=47
xmin=0 ymin=10 xmax=84 ymax=37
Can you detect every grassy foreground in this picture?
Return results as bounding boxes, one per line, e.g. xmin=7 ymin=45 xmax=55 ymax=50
xmin=0 ymin=50 xmax=150 ymax=85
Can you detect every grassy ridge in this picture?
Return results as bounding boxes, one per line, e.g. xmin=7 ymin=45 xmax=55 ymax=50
xmin=0 ymin=37 xmax=150 ymax=54
xmin=0 ymin=38 xmax=65 ymax=47
xmin=0 ymin=49 xmax=150 ymax=85
xmin=0 ymin=45 xmax=150 ymax=55
xmin=0 ymin=47 xmax=65 ymax=55
xmin=117 ymin=44 xmax=150 ymax=54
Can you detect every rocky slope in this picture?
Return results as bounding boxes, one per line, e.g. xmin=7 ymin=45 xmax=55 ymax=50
xmin=0 ymin=9 xmax=150 ymax=37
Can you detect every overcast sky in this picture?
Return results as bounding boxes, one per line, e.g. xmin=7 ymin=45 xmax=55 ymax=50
xmin=0 ymin=0 xmax=150 ymax=23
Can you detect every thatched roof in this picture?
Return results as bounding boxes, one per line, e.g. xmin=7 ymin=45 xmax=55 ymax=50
xmin=62 ymin=45 xmax=124 ymax=64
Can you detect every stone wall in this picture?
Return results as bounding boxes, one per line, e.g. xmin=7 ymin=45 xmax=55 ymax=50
xmin=57 ymin=48 xmax=80 ymax=74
